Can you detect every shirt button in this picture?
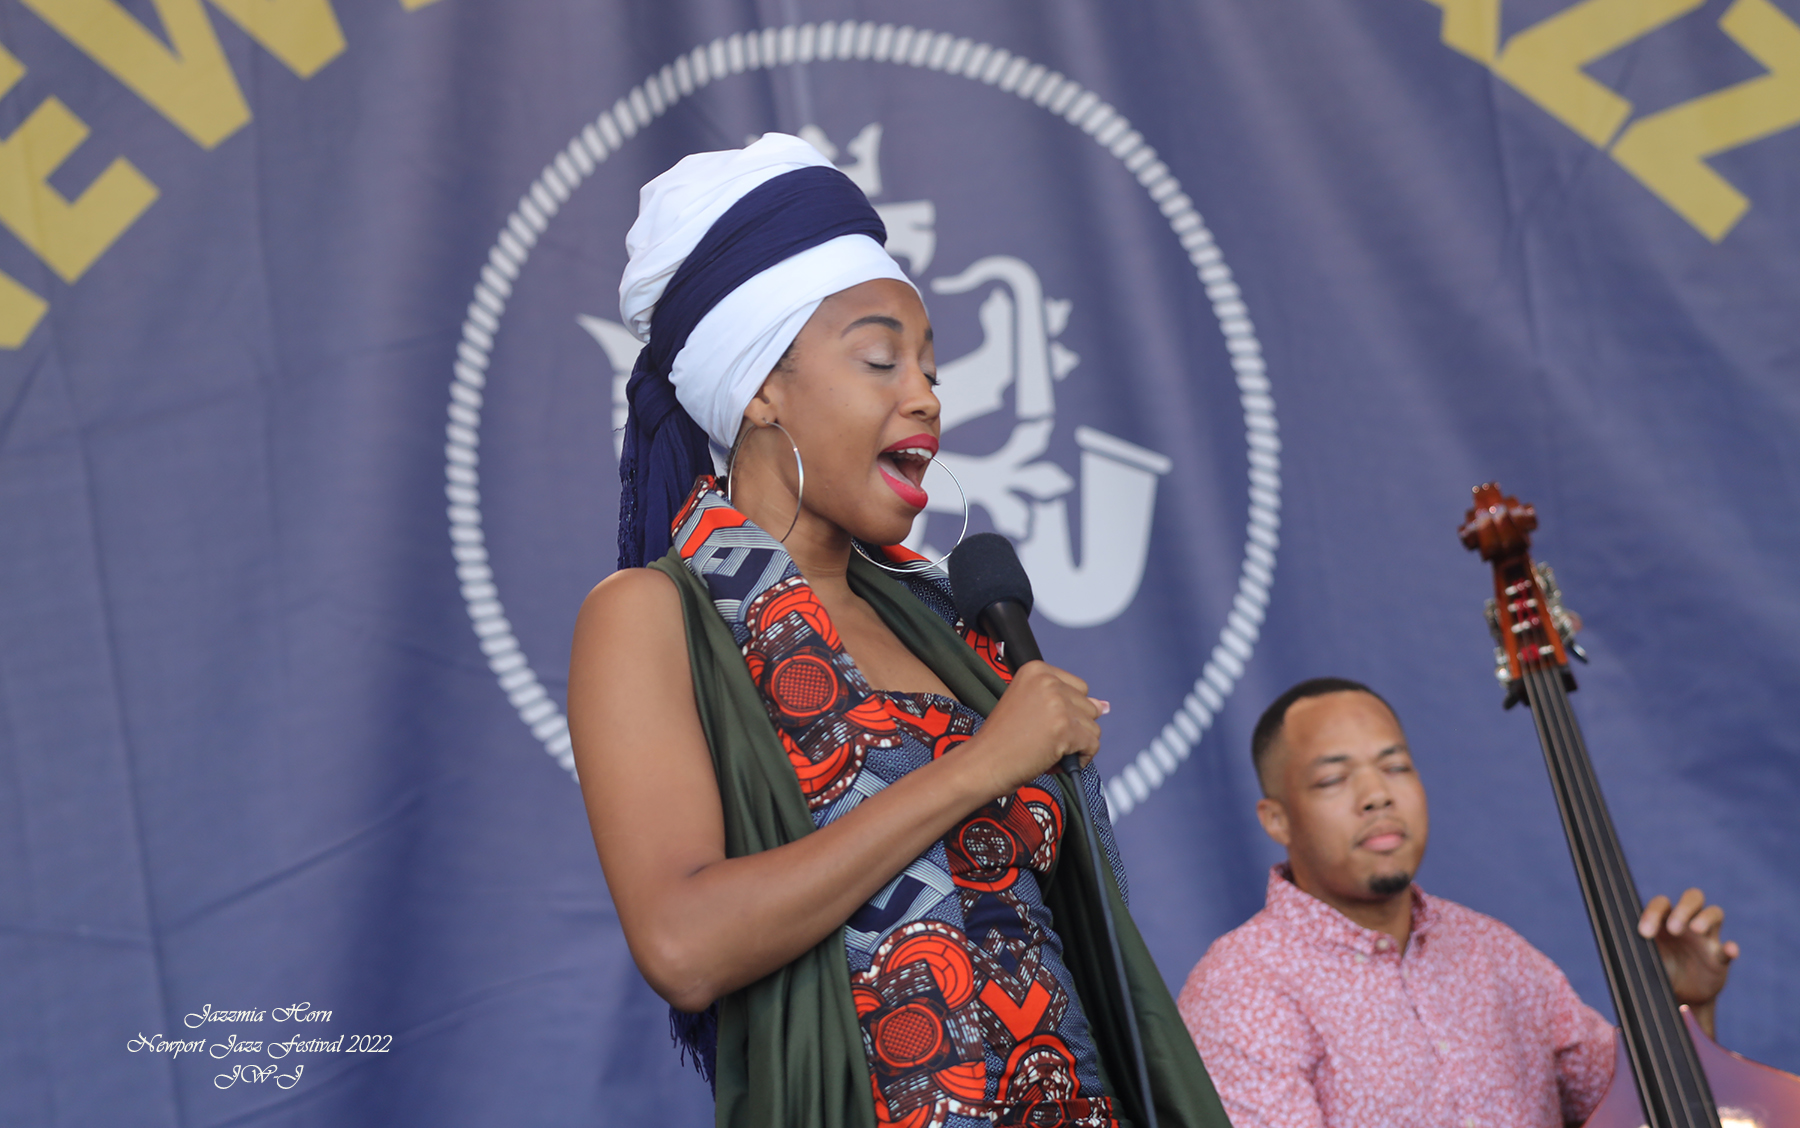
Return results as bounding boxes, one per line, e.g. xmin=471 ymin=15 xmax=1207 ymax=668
xmin=1438 ymin=1041 xmax=1452 ymax=1053
xmin=1464 ymin=1119 xmax=1476 ymax=1128
xmin=1355 ymin=952 xmax=1368 ymax=964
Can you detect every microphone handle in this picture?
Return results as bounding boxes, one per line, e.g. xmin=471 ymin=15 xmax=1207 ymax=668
xmin=979 ymin=600 xmax=1042 ymax=667
xmin=978 ymin=601 xmax=1075 ymax=772
xmin=976 ymin=598 xmax=1159 ymax=1126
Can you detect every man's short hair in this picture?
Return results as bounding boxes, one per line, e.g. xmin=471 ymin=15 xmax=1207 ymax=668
xmin=1251 ymin=677 xmax=1395 ymax=796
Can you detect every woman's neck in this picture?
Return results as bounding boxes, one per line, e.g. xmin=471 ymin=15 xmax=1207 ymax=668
xmin=783 ymin=518 xmax=854 ymax=600
xmin=731 ymin=483 xmax=854 ymax=598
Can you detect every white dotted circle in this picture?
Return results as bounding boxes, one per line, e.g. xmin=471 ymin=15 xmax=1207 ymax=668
xmin=444 ymin=23 xmax=1281 ymax=816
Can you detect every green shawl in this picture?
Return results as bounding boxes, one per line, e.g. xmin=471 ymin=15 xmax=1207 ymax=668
xmin=651 ymin=546 xmax=1232 ymax=1128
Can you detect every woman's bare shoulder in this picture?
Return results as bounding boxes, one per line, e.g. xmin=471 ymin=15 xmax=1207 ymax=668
xmin=568 ymin=567 xmax=695 ymax=735
xmin=575 ymin=565 xmax=683 ymax=641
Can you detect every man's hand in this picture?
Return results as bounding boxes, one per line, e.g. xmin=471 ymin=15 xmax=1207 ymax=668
xmin=1638 ymin=887 xmax=1738 ymax=1039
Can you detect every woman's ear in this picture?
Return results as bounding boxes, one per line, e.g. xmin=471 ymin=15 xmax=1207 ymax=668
xmin=743 ymin=379 xmax=779 ymax=428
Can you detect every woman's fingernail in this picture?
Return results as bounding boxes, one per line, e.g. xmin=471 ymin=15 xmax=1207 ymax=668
xmin=1091 ymin=698 xmax=1111 ymax=715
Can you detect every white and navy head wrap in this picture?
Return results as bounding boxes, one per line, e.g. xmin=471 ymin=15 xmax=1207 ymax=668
xmin=615 ymin=133 xmax=916 ymax=568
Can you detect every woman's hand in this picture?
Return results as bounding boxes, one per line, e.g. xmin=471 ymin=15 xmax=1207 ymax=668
xmin=954 ymin=660 xmax=1105 ymax=799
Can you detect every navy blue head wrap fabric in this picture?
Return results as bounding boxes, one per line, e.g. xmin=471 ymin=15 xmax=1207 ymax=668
xmin=616 ymin=164 xmax=889 ymax=570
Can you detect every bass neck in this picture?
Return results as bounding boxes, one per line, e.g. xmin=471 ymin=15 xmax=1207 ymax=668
xmin=1461 ymin=483 xmax=1721 ymax=1128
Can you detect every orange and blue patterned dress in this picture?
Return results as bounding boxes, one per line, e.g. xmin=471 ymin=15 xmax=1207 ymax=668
xmin=673 ymin=481 xmax=1125 ymax=1128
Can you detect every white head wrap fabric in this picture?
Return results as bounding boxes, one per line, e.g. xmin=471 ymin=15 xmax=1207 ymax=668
xmin=617 ymin=133 xmax=916 ymax=447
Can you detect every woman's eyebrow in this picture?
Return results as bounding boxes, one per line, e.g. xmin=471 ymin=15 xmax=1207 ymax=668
xmin=841 ymin=314 xmax=903 ymax=336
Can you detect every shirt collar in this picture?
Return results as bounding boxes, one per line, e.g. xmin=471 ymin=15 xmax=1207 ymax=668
xmin=1263 ymin=864 xmax=1438 ymax=957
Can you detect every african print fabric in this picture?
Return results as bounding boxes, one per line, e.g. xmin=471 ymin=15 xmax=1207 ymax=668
xmin=671 ymin=479 xmax=1125 ymax=1128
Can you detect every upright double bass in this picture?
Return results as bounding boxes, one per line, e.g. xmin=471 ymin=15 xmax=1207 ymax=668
xmin=1458 ymin=483 xmax=1799 ymax=1128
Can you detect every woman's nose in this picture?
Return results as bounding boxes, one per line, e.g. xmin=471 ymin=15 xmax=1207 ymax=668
xmin=905 ymin=369 xmax=940 ymax=421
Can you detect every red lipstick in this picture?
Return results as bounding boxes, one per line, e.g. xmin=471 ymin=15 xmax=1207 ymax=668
xmin=878 ymin=434 xmax=937 ymax=510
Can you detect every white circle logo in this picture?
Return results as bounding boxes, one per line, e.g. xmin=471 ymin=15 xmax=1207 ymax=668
xmin=443 ymin=23 xmax=1282 ymax=819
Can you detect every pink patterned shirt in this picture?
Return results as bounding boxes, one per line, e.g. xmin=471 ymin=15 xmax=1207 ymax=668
xmin=1177 ymin=867 xmax=1616 ymax=1128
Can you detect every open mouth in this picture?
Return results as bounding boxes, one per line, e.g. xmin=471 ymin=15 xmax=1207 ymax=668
xmin=878 ymin=434 xmax=937 ymax=509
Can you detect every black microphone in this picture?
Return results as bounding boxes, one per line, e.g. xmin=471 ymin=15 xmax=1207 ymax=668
xmin=947 ymin=532 xmax=1043 ymax=672
xmin=948 ymin=532 xmax=1069 ymax=771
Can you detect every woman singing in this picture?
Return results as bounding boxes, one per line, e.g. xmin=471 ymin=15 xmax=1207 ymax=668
xmin=568 ymin=134 xmax=1226 ymax=1128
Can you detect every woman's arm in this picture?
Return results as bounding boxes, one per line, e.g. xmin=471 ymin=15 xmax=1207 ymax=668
xmin=568 ymin=567 xmax=1098 ymax=1013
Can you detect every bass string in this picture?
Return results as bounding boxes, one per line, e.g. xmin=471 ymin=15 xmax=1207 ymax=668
xmin=1524 ymin=666 xmax=1694 ymax=1127
xmin=1517 ymin=667 xmax=1682 ymax=1125
xmin=1543 ymin=668 xmax=1719 ymax=1128
xmin=1536 ymin=667 xmax=1718 ymax=1128
xmin=1527 ymin=665 xmax=1698 ymax=1128
xmin=1527 ymin=665 xmax=1717 ymax=1128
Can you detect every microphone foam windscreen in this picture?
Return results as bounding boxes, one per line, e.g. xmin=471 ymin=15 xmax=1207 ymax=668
xmin=947 ymin=532 xmax=1035 ymax=624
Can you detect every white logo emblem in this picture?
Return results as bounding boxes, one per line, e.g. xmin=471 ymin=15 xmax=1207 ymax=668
xmin=445 ymin=24 xmax=1282 ymax=818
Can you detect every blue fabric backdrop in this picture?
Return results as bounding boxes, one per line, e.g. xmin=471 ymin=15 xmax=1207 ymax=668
xmin=2 ymin=0 xmax=1795 ymax=1123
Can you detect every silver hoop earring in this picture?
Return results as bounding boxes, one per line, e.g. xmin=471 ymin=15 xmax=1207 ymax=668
xmin=726 ymin=419 xmax=805 ymax=543
xmin=854 ymin=456 xmax=971 ymax=572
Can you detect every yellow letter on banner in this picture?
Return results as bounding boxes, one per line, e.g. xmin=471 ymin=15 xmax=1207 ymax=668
xmin=206 ymin=0 xmax=345 ymax=79
xmin=1493 ymin=0 xmax=1706 ymax=146
xmin=1610 ymin=0 xmax=1800 ymax=241
xmin=0 ymin=45 xmax=45 ymax=347
xmin=0 ymin=41 xmax=158 ymax=283
xmin=18 ymin=0 xmax=250 ymax=148
xmin=0 ymin=268 xmax=47 ymax=348
xmin=1422 ymin=0 xmax=1502 ymax=64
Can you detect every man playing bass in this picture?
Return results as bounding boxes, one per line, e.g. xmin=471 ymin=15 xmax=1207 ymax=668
xmin=1177 ymin=678 xmax=1736 ymax=1128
